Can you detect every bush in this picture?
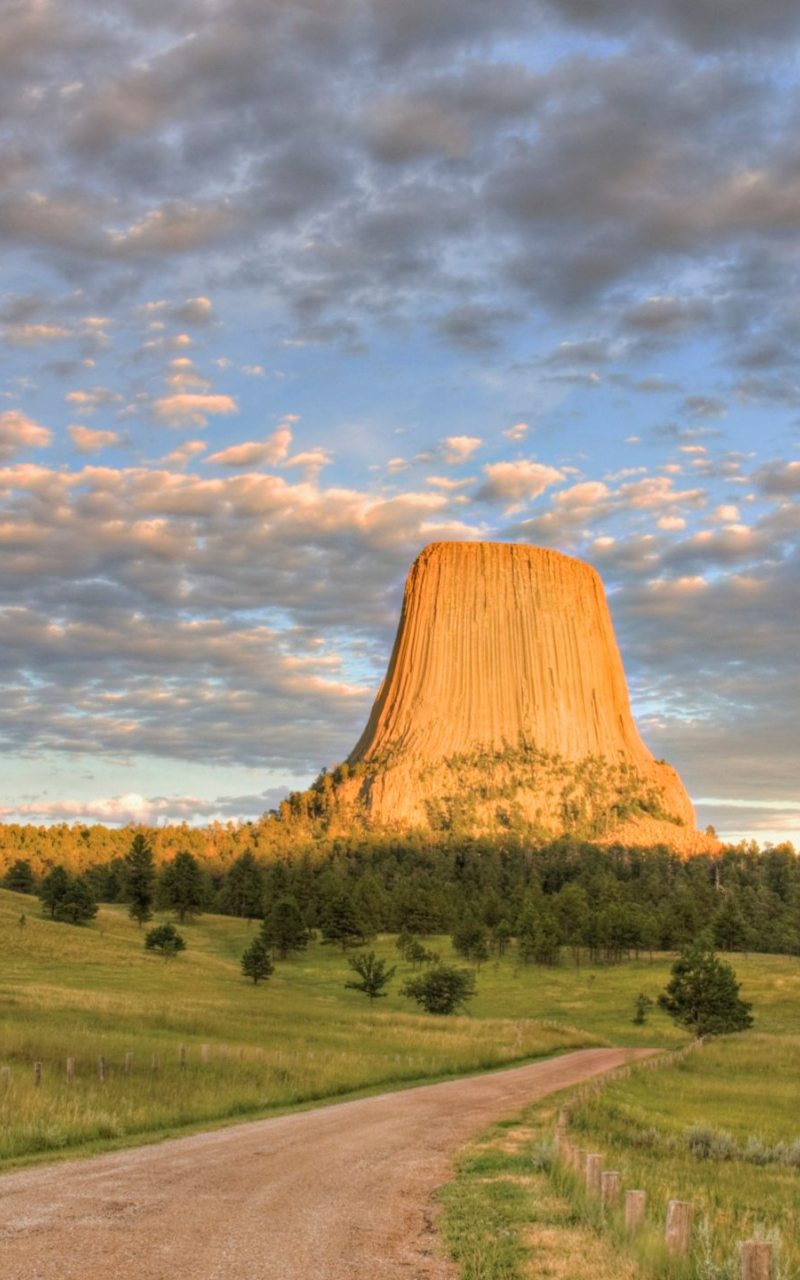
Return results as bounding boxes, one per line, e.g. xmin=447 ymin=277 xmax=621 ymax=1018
xmin=144 ymin=923 xmax=186 ymax=958
xmin=402 ymin=964 xmax=477 ymax=1015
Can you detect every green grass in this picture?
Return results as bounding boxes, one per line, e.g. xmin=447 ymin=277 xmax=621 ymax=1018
xmin=4 ymin=884 xmax=800 ymax=1183
xmin=0 ymin=888 xmax=598 ymax=1165
xmin=440 ymin=1034 xmax=800 ymax=1280
xmin=565 ymin=1036 xmax=800 ymax=1278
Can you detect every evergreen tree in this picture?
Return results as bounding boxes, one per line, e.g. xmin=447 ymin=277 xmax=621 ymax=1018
xmin=319 ymin=892 xmax=368 ymax=951
xmin=56 ymin=875 xmax=98 ymax=925
xmin=452 ymin=914 xmax=488 ymax=962
xmin=160 ymin=851 xmax=205 ymax=923
xmin=124 ymin=833 xmax=156 ymax=928
xmin=345 ymin=950 xmax=396 ymax=1004
xmin=241 ymin=936 xmax=274 ymax=984
xmin=261 ymin=895 xmax=308 ymax=959
xmin=4 ymin=859 xmax=35 ymax=893
xmin=713 ymin=896 xmax=749 ymax=952
xmin=224 ymin=851 xmax=265 ymax=921
xmin=658 ymin=938 xmax=754 ymax=1037
xmin=39 ymin=866 xmax=70 ymax=919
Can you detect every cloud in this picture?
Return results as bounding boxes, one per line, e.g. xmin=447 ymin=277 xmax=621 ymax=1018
xmin=68 ymin=425 xmax=121 ymax=454
xmin=172 ymin=297 xmax=214 ymax=326
xmin=440 ymin=435 xmax=483 ymax=465
xmin=206 ymin=426 xmax=293 ymax=468
xmin=151 ymin=393 xmax=238 ymax=428
xmin=475 ymin=459 xmax=565 ymax=505
xmin=0 ymin=411 xmax=52 ymax=461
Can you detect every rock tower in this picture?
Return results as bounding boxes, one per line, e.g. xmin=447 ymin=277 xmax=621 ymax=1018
xmin=315 ymin=542 xmax=712 ymax=852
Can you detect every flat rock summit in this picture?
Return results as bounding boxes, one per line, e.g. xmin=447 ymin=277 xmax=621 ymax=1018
xmin=305 ymin=542 xmax=715 ymax=853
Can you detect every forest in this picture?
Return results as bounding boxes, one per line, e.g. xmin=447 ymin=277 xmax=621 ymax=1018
xmin=2 ymin=819 xmax=798 ymax=959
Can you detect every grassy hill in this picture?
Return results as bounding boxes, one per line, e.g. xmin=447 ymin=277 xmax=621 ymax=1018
xmin=3 ymin=887 xmax=800 ymax=1172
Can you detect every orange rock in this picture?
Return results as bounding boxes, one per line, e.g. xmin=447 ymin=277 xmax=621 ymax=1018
xmin=338 ymin=542 xmax=715 ymax=851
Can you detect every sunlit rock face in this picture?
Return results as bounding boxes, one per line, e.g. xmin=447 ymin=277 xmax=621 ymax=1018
xmin=329 ymin=542 xmax=714 ymax=852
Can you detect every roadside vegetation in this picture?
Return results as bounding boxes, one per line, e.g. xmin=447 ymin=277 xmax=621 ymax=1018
xmin=440 ymin=1035 xmax=800 ymax=1280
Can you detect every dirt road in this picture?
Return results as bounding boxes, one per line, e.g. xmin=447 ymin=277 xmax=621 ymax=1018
xmin=1 ymin=1047 xmax=653 ymax=1280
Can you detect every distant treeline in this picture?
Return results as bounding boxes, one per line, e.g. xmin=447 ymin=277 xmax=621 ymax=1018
xmin=3 ymin=825 xmax=799 ymax=959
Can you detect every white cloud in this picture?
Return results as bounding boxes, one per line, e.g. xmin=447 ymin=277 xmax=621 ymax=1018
xmin=152 ymin=393 xmax=238 ymax=428
xmin=0 ymin=410 xmax=52 ymax=460
xmin=441 ymin=435 xmax=483 ymax=465
xmin=475 ymin=459 xmax=564 ymax=507
xmin=68 ymin=424 xmax=120 ymax=454
xmin=206 ymin=426 xmax=293 ymax=468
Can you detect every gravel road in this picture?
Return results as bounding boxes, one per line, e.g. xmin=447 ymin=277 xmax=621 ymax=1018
xmin=1 ymin=1047 xmax=653 ymax=1280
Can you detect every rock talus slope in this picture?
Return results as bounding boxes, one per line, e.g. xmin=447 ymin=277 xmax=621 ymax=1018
xmin=334 ymin=542 xmax=712 ymax=852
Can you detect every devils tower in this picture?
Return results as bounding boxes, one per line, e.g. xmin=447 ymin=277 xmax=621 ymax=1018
xmin=307 ymin=542 xmax=713 ymax=853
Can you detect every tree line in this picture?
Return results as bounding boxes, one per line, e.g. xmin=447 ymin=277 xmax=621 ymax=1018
xmin=5 ymin=831 xmax=800 ymax=958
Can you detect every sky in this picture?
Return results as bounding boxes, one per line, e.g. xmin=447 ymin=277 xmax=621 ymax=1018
xmin=0 ymin=0 xmax=798 ymax=845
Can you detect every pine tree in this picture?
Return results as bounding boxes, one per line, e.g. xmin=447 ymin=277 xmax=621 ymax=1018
xmin=241 ymin=936 xmax=274 ymax=984
xmin=39 ymin=866 xmax=70 ymax=919
xmin=124 ymin=833 xmax=156 ymax=928
xmin=344 ymin=951 xmax=396 ymax=1004
xmin=224 ymin=851 xmax=265 ymax=921
xmin=261 ymin=896 xmax=308 ymax=959
xmin=160 ymin=851 xmax=205 ymax=923
xmin=658 ymin=937 xmax=754 ymax=1037
xmin=56 ymin=875 xmax=98 ymax=925
xmin=319 ymin=892 xmax=368 ymax=951
xmin=4 ymin=859 xmax=35 ymax=894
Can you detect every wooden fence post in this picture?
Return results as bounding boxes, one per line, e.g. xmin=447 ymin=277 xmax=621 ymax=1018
xmin=558 ymin=1108 xmax=569 ymax=1127
xmin=66 ymin=1057 xmax=75 ymax=1083
xmin=666 ymin=1200 xmax=692 ymax=1256
xmin=98 ymin=1056 xmax=105 ymax=1082
xmin=1 ymin=1065 xmax=10 ymax=1089
xmin=575 ymin=1148 xmax=588 ymax=1174
xmin=124 ymin=1052 xmax=133 ymax=1075
xmin=601 ymin=1171 xmax=621 ymax=1210
xmin=586 ymin=1154 xmax=603 ymax=1197
xmin=34 ymin=1061 xmax=42 ymax=1087
xmin=201 ymin=1043 xmax=210 ymax=1064
xmin=626 ymin=1190 xmax=646 ymax=1231
xmin=742 ymin=1242 xmax=773 ymax=1280
xmin=152 ymin=1052 xmax=159 ymax=1072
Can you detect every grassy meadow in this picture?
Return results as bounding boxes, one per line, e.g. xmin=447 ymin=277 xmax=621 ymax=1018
xmin=440 ymin=1035 xmax=800 ymax=1280
xmin=3 ymin=881 xmax=800 ymax=1192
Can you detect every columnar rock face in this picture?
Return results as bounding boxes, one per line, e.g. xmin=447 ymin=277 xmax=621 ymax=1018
xmin=332 ymin=541 xmax=710 ymax=851
xmin=352 ymin=541 xmax=666 ymax=772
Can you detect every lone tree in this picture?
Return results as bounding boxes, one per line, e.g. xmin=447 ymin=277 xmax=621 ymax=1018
xmin=261 ymin=896 xmax=308 ymax=959
xmin=160 ymin=851 xmax=205 ymax=923
xmin=658 ymin=937 xmax=754 ymax=1038
xmin=241 ymin=936 xmax=274 ymax=985
xmin=144 ymin=923 xmax=186 ymax=959
xmin=344 ymin=951 xmax=396 ymax=1004
xmin=403 ymin=964 xmax=477 ymax=1016
xmin=125 ymin=833 xmax=156 ymax=928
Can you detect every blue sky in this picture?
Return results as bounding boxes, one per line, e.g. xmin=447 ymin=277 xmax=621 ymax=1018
xmin=0 ymin=0 xmax=798 ymax=844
